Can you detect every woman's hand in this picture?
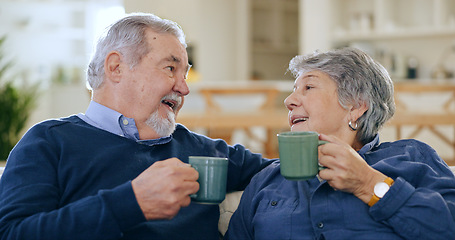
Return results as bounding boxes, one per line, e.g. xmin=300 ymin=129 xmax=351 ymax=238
xmin=317 ymin=134 xmax=387 ymax=204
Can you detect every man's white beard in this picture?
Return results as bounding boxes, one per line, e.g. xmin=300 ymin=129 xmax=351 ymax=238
xmin=145 ymin=109 xmax=176 ymax=137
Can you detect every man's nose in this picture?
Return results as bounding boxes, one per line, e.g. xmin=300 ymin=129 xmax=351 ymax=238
xmin=173 ymin=75 xmax=190 ymax=96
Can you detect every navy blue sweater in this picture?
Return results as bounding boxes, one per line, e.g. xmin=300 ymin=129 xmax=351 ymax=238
xmin=0 ymin=116 xmax=271 ymax=239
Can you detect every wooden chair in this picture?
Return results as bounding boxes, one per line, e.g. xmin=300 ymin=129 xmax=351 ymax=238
xmin=388 ymin=82 xmax=455 ymax=165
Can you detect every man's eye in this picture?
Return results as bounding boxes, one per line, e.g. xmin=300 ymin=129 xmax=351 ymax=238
xmin=166 ymin=66 xmax=175 ymax=71
xmin=305 ymin=85 xmax=313 ymax=90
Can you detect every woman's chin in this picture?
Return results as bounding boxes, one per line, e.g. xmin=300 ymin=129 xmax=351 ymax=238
xmin=290 ymin=124 xmax=310 ymax=132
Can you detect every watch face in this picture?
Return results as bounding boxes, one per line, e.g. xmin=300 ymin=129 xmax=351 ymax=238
xmin=374 ymin=182 xmax=390 ymax=198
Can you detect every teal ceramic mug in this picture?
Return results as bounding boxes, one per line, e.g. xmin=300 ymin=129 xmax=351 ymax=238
xmin=189 ymin=156 xmax=228 ymax=204
xmin=277 ymin=131 xmax=328 ymax=180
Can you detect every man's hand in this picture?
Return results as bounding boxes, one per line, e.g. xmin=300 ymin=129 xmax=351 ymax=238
xmin=132 ymin=158 xmax=199 ymax=220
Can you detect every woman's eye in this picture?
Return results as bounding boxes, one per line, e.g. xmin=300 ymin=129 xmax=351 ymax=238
xmin=305 ymin=85 xmax=313 ymax=90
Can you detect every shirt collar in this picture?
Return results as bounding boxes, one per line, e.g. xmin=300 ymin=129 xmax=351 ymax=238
xmin=358 ymin=134 xmax=380 ymax=156
xmin=77 ymin=101 xmax=124 ymax=136
xmin=77 ymin=101 xmax=172 ymax=146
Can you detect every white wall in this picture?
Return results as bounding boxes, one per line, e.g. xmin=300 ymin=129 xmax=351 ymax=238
xmin=0 ymin=1 xmax=126 ymax=133
xmin=124 ymin=0 xmax=248 ymax=82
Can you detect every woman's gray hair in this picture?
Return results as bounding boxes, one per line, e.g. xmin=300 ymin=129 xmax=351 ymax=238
xmin=87 ymin=13 xmax=187 ymax=90
xmin=288 ymin=47 xmax=396 ymax=144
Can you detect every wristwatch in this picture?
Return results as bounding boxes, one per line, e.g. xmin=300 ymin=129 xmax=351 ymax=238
xmin=368 ymin=177 xmax=394 ymax=207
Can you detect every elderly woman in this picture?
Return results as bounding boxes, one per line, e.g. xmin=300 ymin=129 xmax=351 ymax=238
xmin=225 ymin=47 xmax=455 ymax=240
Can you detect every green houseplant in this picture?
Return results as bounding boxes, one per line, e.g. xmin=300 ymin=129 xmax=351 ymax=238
xmin=0 ymin=36 xmax=38 ymax=160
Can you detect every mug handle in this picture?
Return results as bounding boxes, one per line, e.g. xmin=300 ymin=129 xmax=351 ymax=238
xmin=318 ymin=140 xmax=329 ymax=170
xmin=188 ymin=163 xmax=198 ymax=199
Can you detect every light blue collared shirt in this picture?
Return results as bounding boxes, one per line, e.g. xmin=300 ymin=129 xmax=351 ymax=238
xmin=77 ymin=101 xmax=171 ymax=146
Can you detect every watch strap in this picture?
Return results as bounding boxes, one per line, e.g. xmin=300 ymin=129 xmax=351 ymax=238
xmin=368 ymin=177 xmax=394 ymax=207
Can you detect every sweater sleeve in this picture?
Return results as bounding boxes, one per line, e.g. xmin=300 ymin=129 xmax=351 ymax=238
xmin=226 ymin=143 xmax=275 ymax=191
xmin=0 ymin=124 xmax=146 ymax=240
xmin=177 ymin=125 xmax=274 ymax=192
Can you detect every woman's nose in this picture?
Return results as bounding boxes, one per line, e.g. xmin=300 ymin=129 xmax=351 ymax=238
xmin=284 ymin=92 xmax=298 ymax=110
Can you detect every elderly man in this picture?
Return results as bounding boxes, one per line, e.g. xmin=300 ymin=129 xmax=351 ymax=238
xmin=0 ymin=13 xmax=270 ymax=239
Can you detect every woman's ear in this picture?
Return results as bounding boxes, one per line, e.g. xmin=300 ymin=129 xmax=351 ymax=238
xmin=350 ymin=102 xmax=368 ymax=122
xmin=104 ymin=51 xmax=123 ymax=83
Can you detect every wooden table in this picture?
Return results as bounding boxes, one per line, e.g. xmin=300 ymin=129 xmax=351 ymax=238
xmin=178 ymin=110 xmax=289 ymax=158
xmin=178 ymin=109 xmax=289 ymax=130
xmin=177 ymin=85 xmax=290 ymax=158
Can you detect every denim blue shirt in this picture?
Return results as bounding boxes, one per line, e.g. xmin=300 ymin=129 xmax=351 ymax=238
xmin=225 ymin=135 xmax=455 ymax=240
xmin=77 ymin=101 xmax=170 ymax=145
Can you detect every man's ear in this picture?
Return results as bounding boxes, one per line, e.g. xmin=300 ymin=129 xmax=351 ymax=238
xmin=104 ymin=51 xmax=123 ymax=83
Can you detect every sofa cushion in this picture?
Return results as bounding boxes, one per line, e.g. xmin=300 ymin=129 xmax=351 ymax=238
xmin=219 ymin=191 xmax=243 ymax=236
